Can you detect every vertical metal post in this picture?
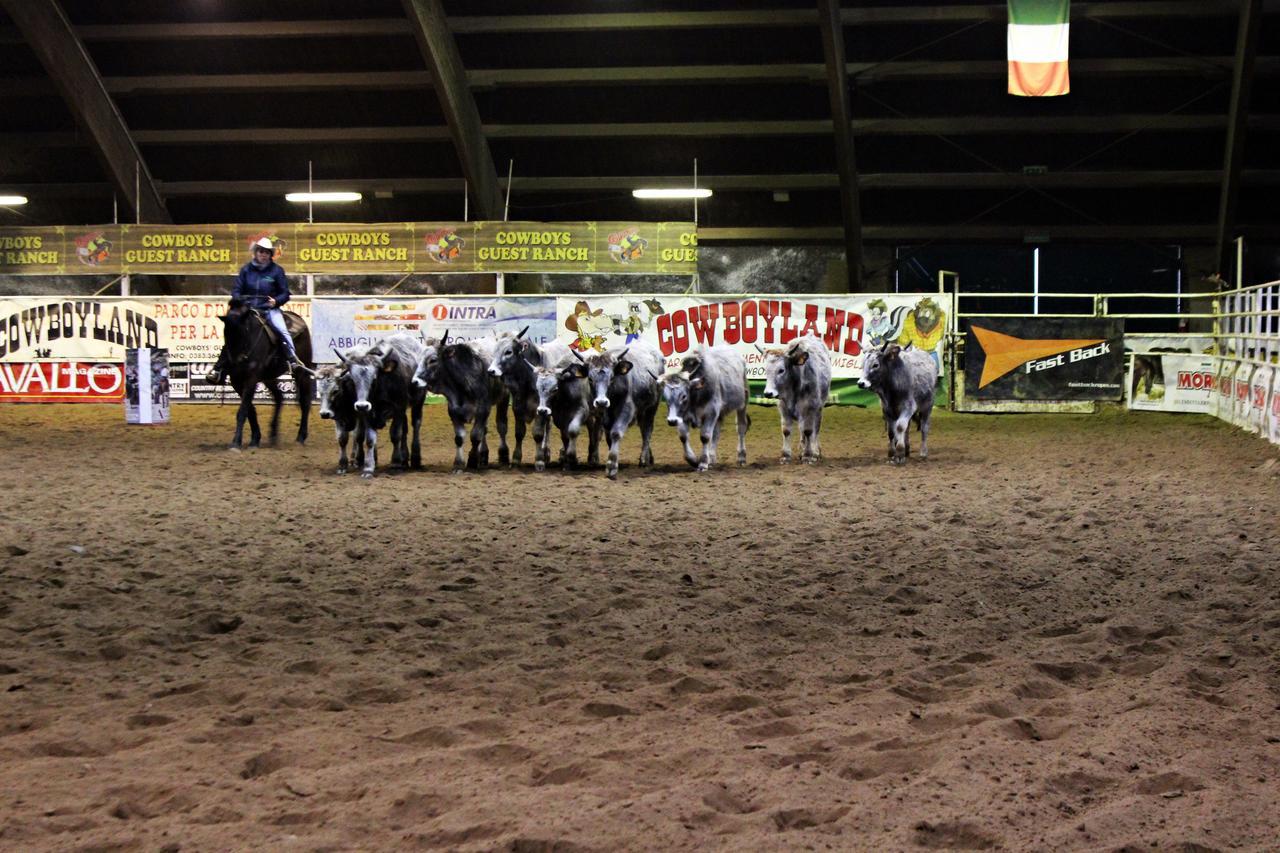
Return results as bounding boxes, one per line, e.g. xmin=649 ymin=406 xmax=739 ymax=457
xmin=463 ymin=178 xmax=469 ymax=222
xmin=135 ymin=161 xmax=140 ymax=224
xmin=1033 ymin=247 xmax=1040 ymax=315
xmin=1212 ymin=297 xmax=1221 ymax=357
xmin=495 ymin=272 xmax=505 ymax=296
xmin=308 ymin=160 xmax=314 ymax=224
xmin=121 ymin=273 xmax=130 ymax=296
xmin=305 ymin=273 xmax=315 ymax=297
xmin=503 ymin=160 xmax=513 ymax=222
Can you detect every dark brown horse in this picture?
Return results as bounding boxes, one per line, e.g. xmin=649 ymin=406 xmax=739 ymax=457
xmin=218 ymin=300 xmax=313 ymax=448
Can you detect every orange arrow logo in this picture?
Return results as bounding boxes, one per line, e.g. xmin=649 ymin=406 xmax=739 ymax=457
xmin=971 ymin=325 xmax=1105 ymax=389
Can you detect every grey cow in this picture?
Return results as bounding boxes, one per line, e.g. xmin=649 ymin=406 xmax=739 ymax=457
xmin=758 ymin=333 xmax=832 ymax=464
xmin=857 ymin=342 xmax=938 ymax=464
xmin=659 ymin=344 xmax=751 ymax=471
xmin=335 ymin=333 xmax=426 ymax=477
xmin=531 ymin=355 xmax=601 ymax=471
xmin=584 ymin=342 xmax=663 ymax=480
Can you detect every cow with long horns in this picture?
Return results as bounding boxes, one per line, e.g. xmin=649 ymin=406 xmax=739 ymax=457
xmin=531 ymin=352 xmax=601 ymax=471
xmin=414 ymin=329 xmax=503 ymax=472
xmin=584 ymin=341 xmax=663 ymax=480
xmin=487 ymin=326 xmax=573 ymax=468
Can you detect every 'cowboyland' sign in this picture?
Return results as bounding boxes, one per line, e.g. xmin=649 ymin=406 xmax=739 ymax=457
xmin=0 ymin=222 xmax=697 ymax=276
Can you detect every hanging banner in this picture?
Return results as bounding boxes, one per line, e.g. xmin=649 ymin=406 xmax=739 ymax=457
xmin=553 ymin=294 xmax=948 ymax=405
xmin=310 ymin=296 xmax=555 ymax=357
xmin=0 ymin=222 xmax=697 ymax=276
xmin=1268 ymin=369 xmax=1280 ymax=445
xmin=965 ymin=317 xmax=1123 ymax=401
xmin=1246 ymin=365 xmax=1274 ymax=435
xmin=0 ymin=297 xmax=311 ymax=363
xmin=1127 ymin=353 xmax=1217 ymax=413
xmin=0 ymin=362 xmax=124 ymax=402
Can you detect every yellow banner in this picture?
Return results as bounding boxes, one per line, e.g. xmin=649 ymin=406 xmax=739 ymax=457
xmin=0 ymin=222 xmax=697 ymax=276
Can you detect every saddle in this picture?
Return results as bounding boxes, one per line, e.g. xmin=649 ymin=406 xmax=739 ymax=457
xmin=249 ymin=308 xmax=305 ymax=347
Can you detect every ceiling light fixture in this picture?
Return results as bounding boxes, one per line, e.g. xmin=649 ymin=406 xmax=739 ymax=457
xmin=632 ymin=188 xmax=712 ymax=200
xmin=285 ymin=191 xmax=362 ymax=203
xmin=0 ymin=194 xmax=29 ymax=206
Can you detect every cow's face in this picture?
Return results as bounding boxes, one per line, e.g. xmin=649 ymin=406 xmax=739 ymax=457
xmin=761 ymin=349 xmax=787 ymax=398
xmin=412 ymin=344 xmax=438 ymax=389
xmin=348 ymin=349 xmax=395 ymax=412
xmin=588 ymin=350 xmax=628 ymax=409
xmin=661 ymin=376 xmax=691 ymax=426
xmin=488 ymin=327 xmax=531 ymax=376
xmin=315 ymin=365 xmax=344 ymax=420
xmin=533 ymin=365 xmax=560 ymax=416
xmin=859 ymin=345 xmax=898 ymax=390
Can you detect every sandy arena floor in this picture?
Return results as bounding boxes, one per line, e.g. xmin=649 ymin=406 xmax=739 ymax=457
xmin=0 ymin=401 xmax=1278 ymax=852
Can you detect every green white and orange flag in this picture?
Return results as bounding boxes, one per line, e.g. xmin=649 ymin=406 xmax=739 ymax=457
xmin=1008 ymin=0 xmax=1070 ymax=97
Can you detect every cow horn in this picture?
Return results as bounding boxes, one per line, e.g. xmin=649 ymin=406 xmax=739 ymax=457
xmin=617 ymin=348 xmax=630 ymax=360
xmin=516 ymin=325 xmax=529 ymax=340
xmin=754 ymin=344 xmax=765 ymax=355
xmin=647 ymin=370 xmax=659 ymax=380
xmin=440 ymin=328 xmax=449 ymax=346
xmin=332 ymin=347 xmax=348 ymax=365
xmin=572 ymin=349 xmax=586 ymax=362
xmin=524 ymin=358 xmax=538 ymax=371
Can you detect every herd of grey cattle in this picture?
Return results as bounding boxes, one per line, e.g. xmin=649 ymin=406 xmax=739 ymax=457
xmin=314 ymin=328 xmax=938 ymax=479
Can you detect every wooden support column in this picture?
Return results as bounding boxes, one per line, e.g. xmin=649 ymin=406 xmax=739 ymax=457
xmin=817 ymin=0 xmax=863 ymax=290
xmin=1215 ymin=0 xmax=1262 ymax=282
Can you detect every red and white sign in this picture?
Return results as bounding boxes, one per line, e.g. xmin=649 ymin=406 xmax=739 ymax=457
xmin=0 ymin=362 xmax=124 ymax=402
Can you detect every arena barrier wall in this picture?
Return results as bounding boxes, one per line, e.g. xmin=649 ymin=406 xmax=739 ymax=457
xmin=0 ymin=293 xmax=948 ymax=407
xmin=1211 ymin=279 xmax=1280 ymax=446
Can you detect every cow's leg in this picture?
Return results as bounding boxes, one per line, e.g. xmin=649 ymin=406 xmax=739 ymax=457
xmin=534 ymin=413 xmax=549 ymax=472
xmin=360 ymin=424 xmax=378 ymax=478
xmin=467 ymin=416 xmax=487 ymax=471
xmin=880 ymin=402 xmax=895 ymax=460
xmin=493 ymin=391 xmax=509 ymax=466
xmin=697 ymin=422 xmax=713 ymax=472
xmin=335 ymin=423 xmax=350 ymax=474
xmin=449 ymin=409 xmax=467 ymax=473
xmin=891 ymin=402 xmax=915 ymax=465
xmin=410 ymin=396 xmax=424 ymax=469
xmin=808 ymin=405 xmax=823 ymax=462
xmin=563 ymin=419 xmax=578 ymax=468
xmin=586 ymin=417 xmax=601 ymax=467
xmin=778 ymin=406 xmax=795 ymax=464
xmin=638 ymin=403 xmax=657 ymax=467
xmin=605 ymin=417 xmax=626 ymax=480
xmin=677 ymin=423 xmax=698 ymax=468
xmin=511 ymin=411 xmax=528 ymax=467
xmin=918 ymin=399 xmax=933 ymax=459
xmin=737 ymin=406 xmax=750 ymax=466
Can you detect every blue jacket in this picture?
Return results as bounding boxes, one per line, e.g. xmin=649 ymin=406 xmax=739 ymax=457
xmin=232 ymin=260 xmax=291 ymax=310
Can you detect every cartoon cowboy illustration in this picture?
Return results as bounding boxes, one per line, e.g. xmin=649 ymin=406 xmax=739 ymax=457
xmin=565 ymin=300 xmax=610 ymax=352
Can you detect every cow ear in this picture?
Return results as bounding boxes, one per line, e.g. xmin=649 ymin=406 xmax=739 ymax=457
xmin=689 ymin=376 xmax=706 ymax=390
xmin=568 ymin=363 xmax=587 ymax=378
xmin=615 ymin=359 xmax=633 ymax=375
xmin=791 ymin=352 xmax=809 ymax=366
xmin=380 ymin=352 xmax=398 ymax=373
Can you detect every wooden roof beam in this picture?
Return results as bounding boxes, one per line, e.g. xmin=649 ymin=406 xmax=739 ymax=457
xmin=400 ymin=0 xmax=502 ymax=220
xmin=0 ymin=0 xmax=169 ymax=225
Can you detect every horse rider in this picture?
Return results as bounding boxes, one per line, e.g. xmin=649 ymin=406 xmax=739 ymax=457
xmin=206 ymin=237 xmax=301 ymax=384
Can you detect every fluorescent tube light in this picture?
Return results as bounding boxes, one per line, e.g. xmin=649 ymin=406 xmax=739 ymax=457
xmin=0 ymin=195 xmax=29 ymax=206
xmin=632 ymin=188 xmax=712 ymax=200
xmin=285 ymin=191 xmax=362 ymax=203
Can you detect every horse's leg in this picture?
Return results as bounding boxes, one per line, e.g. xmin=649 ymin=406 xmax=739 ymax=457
xmin=244 ymin=384 xmax=263 ymax=448
xmin=230 ymin=381 xmax=249 ymax=449
xmin=295 ymin=369 xmax=311 ymax=445
xmin=268 ymin=382 xmax=284 ymax=446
